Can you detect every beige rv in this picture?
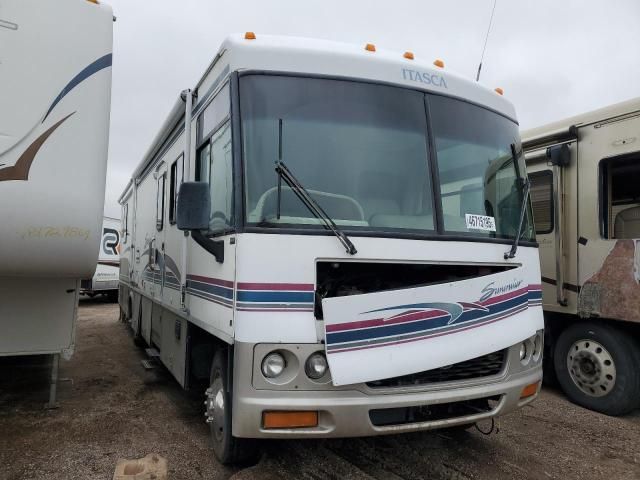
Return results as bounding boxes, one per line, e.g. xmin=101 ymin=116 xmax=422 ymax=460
xmin=523 ymin=98 xmax=640 ymax=415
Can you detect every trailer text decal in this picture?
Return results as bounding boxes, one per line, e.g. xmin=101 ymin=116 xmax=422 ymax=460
xmin=401 ymin=68 xmax=448 ymax=89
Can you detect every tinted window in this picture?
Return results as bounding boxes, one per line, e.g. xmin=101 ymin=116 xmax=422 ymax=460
xmin=430 ymin=95 xmax=534 ymax=241
xmin=600 ymin=155 xmax=640 ymax=239
xmin=240 ymin=75 xmax=435 ymax=232
xmin=169 ymin=154 xmax=184 ymax=225
xmin=529 ymin=170 xmax=553 ymax=234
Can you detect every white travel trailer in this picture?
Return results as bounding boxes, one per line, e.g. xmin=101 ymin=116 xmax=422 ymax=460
xmin=81 ymin=216 xmax=121 ymax=301
xmin=119 ymin=33 xmax=544 ymax=463
xmin=524 ymin=98 xmax=640 ymax=415
xmin=0 ymin=0 xmax=113 ymax=405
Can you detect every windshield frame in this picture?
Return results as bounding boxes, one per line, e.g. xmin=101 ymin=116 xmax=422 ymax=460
xmin=233 ymin=70 xmax=537 ymax=248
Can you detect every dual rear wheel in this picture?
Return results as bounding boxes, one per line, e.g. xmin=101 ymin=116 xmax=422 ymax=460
xmin=554 ymin=323 xmax=640 ymax=416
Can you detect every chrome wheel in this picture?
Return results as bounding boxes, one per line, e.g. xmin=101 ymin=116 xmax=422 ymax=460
xmin=205 ymin=378 xmax=226 ymax=443
xmin=567 ymin=339 xmax=616 ymax=397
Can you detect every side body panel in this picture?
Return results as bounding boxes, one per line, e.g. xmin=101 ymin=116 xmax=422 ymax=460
xmin=576 ymin=116 xmax=640 ymax=323
xmin=0 ymin=0 xmax=113 ymax=278
xmin=525 ymin=148 xmax=579 ymax=314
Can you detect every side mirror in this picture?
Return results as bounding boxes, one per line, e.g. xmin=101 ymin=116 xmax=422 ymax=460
xmin=546 ymin=144 xmax=571 ymax=167
xmin=177 ymin=182 xmax=210 ymax=231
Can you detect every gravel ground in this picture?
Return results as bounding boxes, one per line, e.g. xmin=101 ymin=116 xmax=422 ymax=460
xmin=1 ymin=299 xmax=639 ymax=480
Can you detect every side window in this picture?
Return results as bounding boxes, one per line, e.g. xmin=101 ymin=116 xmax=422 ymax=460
xmin=121 ymin=203 xmax=128 ymax=242
xmin=600 ymin=155 xmax=640 ymax=239
xmin=169 ymin=154 xmax=184 ymax=225
xmin=196 ymin=144 xmax=210 ymax=182
xmin=156 ymin=173 xmax=165 ymax=231
xmin=208 ymin=123 xmax=233 ymax=231
xmin=529 ymin=170 xmax=553 ymax=234
xmin=195 ymin=83 xmax=232 ymax=233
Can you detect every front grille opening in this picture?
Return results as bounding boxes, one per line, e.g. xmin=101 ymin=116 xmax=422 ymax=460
xmin=369 ymin=395 xmax=502 ymax=427
xmin=366 ymin=350 xmax=506 ymax=389
xmin=315 ymin=261 xmax=515 ymax=319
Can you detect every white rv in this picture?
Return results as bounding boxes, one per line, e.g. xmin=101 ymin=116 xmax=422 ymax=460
xmin=524 ymin=99 xmax=640 ymax=415
xmin=81 ymin=216 xmax=121 ymax=301
xmin=0 ymin=0 xmax=113 ymax=405
xmin=119 ymin=33 xmax=544 ymax=463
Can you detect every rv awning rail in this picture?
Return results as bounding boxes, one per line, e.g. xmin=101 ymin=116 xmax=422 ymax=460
xmin=522 ymin=125 xmax=578 ymax=151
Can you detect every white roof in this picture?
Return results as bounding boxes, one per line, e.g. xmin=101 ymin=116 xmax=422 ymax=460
xmin=213 ymin=33 xmax=516 ymax=120
xmin=122 ymin=33 xmax=518 ymax=199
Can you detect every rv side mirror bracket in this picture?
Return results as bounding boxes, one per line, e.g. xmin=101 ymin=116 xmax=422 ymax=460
xmin=176 ymin=182 xmax=224 ymax=263
xmin=546 ymin=144 xmax=571 ymax=167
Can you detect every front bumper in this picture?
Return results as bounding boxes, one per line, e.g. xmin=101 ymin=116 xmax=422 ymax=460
xmin=232 ymin=340 xmax=542 ymax=438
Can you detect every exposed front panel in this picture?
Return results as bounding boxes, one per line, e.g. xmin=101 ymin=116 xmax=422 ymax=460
xmin=0 ymin=276 xmax=78 ymax=355
xmin=0 ymin=0 xmax=113 ymax=278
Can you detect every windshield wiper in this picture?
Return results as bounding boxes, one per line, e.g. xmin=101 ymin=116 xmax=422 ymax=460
xmin=275 ymin=160 xmax=357 ymax=255
xmin=504 ymin=143 xmax=530 ymax=259
xmin=274 ymin=120 xmax=357 ymax=255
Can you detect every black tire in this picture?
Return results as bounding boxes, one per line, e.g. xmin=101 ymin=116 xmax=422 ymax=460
xmin=107 ymin=290 xmax=119 ymax=303
xmin=206 ymin=350 xmax=259 ymax=465
xmin=554 ymin=322 xmax=640 ymax=415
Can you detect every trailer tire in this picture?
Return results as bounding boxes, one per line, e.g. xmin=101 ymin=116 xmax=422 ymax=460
xmin=206 ymin=350 xmax=259 ymax=465
xmin=554 ymin=322 xmax=640 ymax=416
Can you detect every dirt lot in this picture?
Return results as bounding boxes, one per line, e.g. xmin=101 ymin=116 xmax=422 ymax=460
xmin=1 ymin=299 xmax=639 ymax=480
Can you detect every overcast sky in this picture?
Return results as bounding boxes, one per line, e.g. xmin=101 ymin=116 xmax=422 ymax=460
xmin=103 ymin=0 xmax=640 ymax=217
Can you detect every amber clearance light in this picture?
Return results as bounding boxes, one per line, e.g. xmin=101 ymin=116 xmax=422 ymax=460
xmin=520 ymin=382 xmax=539 ymax=399
xmin=263 ymin=411 xmax=318 ymax=429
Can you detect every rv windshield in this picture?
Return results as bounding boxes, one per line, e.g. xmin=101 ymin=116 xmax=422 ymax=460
xmin=240 ymin=74 xmax=533 ymax=242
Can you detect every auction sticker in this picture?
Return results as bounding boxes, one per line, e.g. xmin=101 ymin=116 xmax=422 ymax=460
xmin=465 ymin=214 xmax=496 ymax=231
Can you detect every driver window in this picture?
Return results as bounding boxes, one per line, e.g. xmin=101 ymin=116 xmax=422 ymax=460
xmin=196 ymin=122 xmax=233 ymax=232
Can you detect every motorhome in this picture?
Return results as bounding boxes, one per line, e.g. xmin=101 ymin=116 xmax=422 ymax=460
xmin=524 ymin=98 xmax=640 ymax=416
xmin=119 ymin=33 xmax=544 ymax=464
xmin=0 ymin=0 xmax=113 ymax=406
xmin=81 ymin=216 xmax=121 ymax=301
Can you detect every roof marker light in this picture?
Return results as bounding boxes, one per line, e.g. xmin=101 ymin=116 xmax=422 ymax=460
xmin=244 ymin=32 xmax=256 ymax=40
xmin=403 ymin=51 xmax=414 ymax=60
xmin=365 ymin=43 xmax=376 ymax=52
xmin=433 ymin=59 xmax=444 ymax=68
xmin=494 ymin=87 xmax=504 ymax=95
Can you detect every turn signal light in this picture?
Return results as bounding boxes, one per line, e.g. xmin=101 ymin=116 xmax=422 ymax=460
xmin=365 ymin=43 xmax=376 ymax=52
xmin=244 ymin=32 xmax=256 ymax=40
xmin=494 ymin=87 xmax=504 ymax=95
xmin=263 ymin=411 xmax=318 ymax=429
xmin=433 ymin=59 xmax=445 ymax=68
xmin=520 ymin=382 xmax=539 ymax=399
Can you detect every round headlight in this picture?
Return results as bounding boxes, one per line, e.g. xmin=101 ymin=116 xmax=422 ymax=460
xmin=305 ymin=352 xmax=328 ymax=380
xmin=532 ymin=332 xmax=543 ymax=361
xmin=519 ymin=342 xmax=527 ymax=361
xmin=261 ymin=352 xmax=286 ymax=378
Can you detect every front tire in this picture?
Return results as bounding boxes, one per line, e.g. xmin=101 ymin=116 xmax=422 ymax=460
xmin=554 ymin=322 xmax=640 ymax=415
xmin=205 ymin=350 xmax=259 ymax=465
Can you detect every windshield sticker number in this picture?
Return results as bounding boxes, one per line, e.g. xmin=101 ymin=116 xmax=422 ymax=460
xmin=465 ymin=214 xmax=496 ymax=232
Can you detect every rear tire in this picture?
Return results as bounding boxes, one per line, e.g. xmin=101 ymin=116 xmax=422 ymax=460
xmin=554 ymin=322 xmax=640 ymax=415
xmin=206 ymin=350 xmax=259 ymax=465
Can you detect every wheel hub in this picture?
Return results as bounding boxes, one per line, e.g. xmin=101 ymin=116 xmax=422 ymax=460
xmin=205 ymin=383 xmax=226 ymax=442
xmin=567 ymin=339 xmax=616 ymax=397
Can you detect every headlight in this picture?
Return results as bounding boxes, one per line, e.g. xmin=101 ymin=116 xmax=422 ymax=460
xmin=519 ymin=342 xmax=527 ymax=361
xmin=305 ymin=352 xmax=328 ymax=379
xmin=532 ymin=331 xmax=543 ymax=362
xmin=261 ymin=352 xmax=286 ymax=378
